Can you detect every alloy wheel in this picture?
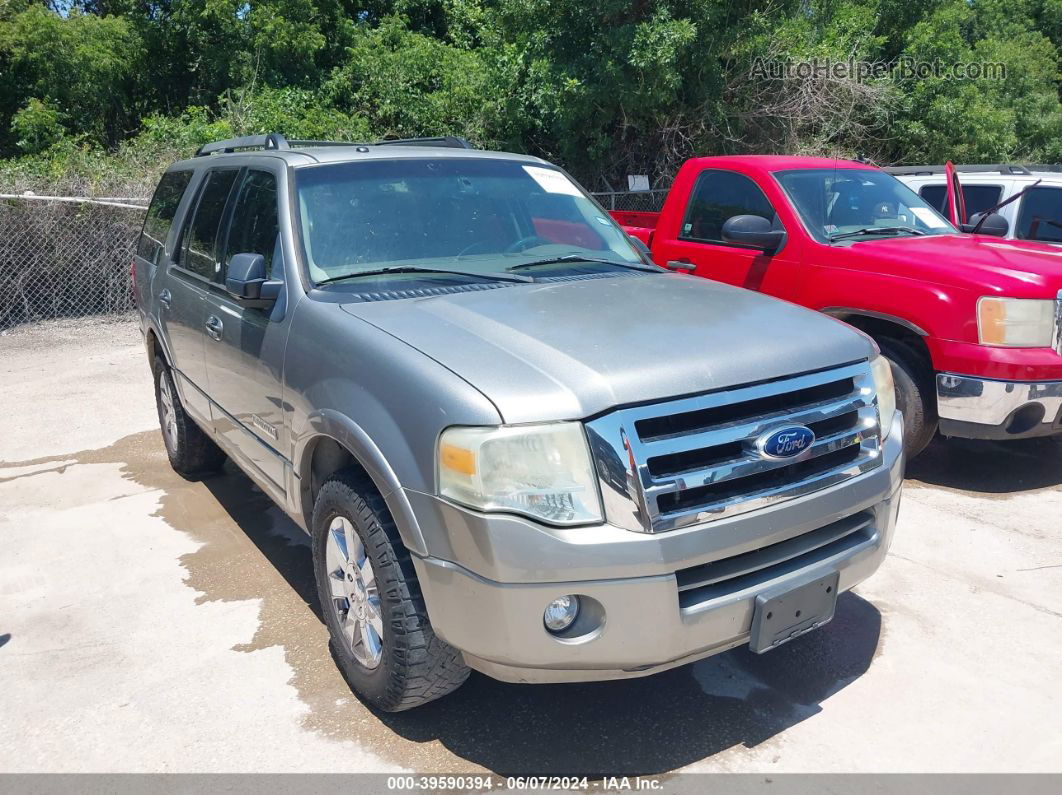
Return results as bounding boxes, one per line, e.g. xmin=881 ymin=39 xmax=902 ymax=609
xmin=325 ymin=515 xmax=384 ymax=669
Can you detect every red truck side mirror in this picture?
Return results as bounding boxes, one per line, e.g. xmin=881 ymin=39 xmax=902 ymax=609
xmin=960 ymin=212 xmax=1009 ymax=237
xmin=721 ymin=215 xmax=786 ymax=254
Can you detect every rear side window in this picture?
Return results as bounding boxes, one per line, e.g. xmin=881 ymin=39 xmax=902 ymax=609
xmin=1016 ymin=187 xmax=1062 ymax=242
xmin=680 ymin=170 xmax=777 ymax=244
xmin=223 ymin=170 xmax=281 ymax=279
xmin=137 ymin=171 xmax=192 ymax=263
xmin=920 ymin=184 xmax=1002 ymax=219
xmin=179 ymin=169 xmax=239 ymax=280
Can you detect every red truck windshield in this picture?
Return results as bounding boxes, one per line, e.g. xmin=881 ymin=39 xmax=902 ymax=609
xmin=776 ymin=169 xmax=957 ymax=242
xmin=295 ymin=157 xmax=643 ymax=284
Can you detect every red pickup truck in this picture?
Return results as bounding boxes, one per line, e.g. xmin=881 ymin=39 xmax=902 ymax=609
xmin=613 ymin=156 xmax=1062 ymax=456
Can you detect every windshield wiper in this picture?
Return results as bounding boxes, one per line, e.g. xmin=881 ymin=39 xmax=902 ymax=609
xmin=507 ymin=254 xmax=661 ymax=273
xmin=969 ymin=179 xmax=1041 ymax=234
xmin=829 ymin=226 xmax=926 ymax=242
xmin=315 ymin=265 xmax=533 ymax=287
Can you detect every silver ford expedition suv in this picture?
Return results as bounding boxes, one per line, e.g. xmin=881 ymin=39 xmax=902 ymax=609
xmin=133 ymin=134 xmax=904 ymax=711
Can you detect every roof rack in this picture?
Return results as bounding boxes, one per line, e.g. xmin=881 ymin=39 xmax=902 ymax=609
xmin=195 ymin=133 xmax=474 ymax=157
xmin=373 ymin=136 xmax=474 ymax=149
xmin=195 ymin=134 xmax=289 ymax=157
xmin=883 ymin=164 xmax=1035 ymax=176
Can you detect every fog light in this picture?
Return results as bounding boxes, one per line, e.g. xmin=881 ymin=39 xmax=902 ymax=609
xmin=543 ymin=595 xmax=580 ymax=632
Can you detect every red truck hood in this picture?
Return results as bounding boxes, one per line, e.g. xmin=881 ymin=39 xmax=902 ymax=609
xmin=834 ymin=234 xmax=1062 ymax=295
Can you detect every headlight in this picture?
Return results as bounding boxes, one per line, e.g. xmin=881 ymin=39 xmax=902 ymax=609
xmin=437 ymin=422 xmax=603 ymax=525
xmin=870 ymin=355 xmax=896 ymax=441
xmin=977 ymin=297 xmax=1056 ymax=347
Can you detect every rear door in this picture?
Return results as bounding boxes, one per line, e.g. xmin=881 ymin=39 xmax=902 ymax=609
xmin=201 ymin=165 xmax=291 ymax=492
xmin=1015 ymin=185 xmax=1062 ymax=243
xmin=652 ymin=168 xmax=800 ymax=297
xmin=919 ymin=180 xmax=1004 ymax=224
xmin=159 ymin=167 xmax=240 ymax=421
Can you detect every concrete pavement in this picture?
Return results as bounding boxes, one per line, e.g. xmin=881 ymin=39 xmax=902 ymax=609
xmin=1 ymin=319 xmax=1059 ymax=774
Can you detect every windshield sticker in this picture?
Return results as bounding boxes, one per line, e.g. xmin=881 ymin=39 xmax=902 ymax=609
xmin=911 ymin=207 xmax=948 ymax=228
xmin=523 ymin=165 xmax=583 ymax=196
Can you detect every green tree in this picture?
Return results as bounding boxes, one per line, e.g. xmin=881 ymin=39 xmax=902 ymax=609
xmin=0 ymin=6 xmax=143 ymax=148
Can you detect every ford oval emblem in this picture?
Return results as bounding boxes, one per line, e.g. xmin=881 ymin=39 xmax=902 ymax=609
xmin=757 ymin=425 xmax=815 ymax=460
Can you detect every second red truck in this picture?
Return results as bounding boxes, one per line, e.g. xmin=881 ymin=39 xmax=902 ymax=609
xmin=613 ymin=155 xmax=1062 ymax=456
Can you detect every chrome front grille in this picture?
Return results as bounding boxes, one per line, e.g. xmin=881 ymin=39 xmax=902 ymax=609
xmin=585 ymin=362 xmax=883 ymax=533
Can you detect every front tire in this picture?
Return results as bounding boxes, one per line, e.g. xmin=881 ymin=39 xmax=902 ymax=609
xmin=311 ymin=469 xmax=469 ymax=711
xmin=879 ymin=340 xmax=937 ymax=458
xmin=153 ymin=355 xmax=226 ymax=478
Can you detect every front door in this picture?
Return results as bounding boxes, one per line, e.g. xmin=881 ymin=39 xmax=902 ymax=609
xmin=201 ymin=167 xmax=290 ymax=493
xmin=653 ymin=169 xmax=801 ymax=299
xmin=160 ymin=168 xmax=240 ymax=421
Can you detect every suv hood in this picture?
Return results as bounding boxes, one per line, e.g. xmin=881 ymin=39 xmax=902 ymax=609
xmin=835 ymin=234 xmax=1062 ymax=295
xmin=341 ymin=274 xmax=873 ymax=423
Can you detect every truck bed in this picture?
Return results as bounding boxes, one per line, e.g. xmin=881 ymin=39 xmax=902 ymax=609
xmin=609 ymin=210 xmax=660 ymax=244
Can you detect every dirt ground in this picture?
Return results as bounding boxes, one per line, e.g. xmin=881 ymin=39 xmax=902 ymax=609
xmin=1 ymin=318 xmax=1060 ymax=774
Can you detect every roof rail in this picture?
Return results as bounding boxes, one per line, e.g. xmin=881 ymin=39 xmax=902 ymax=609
xmin=373 ymin=136 xmax=474 ymax=149
xmin=195 ymin=133 xmax=289 ymax=157
xmin=195 ymin=133 xmax=476 ymax=157
xmin=884 ymin=164 xmax=1033 ymax=176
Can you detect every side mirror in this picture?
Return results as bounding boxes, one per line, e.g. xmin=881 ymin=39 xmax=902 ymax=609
xmin=226 ymin=253 xmax=281 ymax=307
xmin=961 ymin=212 xmax=1009 ymax=237
xmin=721 ymin=215 xmax=786 ymax=253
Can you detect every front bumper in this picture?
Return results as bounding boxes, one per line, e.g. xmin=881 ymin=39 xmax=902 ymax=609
xmin=410 ymin=414 xmax=904 ymax=684
xmin=937 ymin=373 xmax=1062 ymax=440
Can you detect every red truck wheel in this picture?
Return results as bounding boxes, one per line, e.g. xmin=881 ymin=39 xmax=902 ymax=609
xmin=879 ymin=340 xmax=938 ymax=458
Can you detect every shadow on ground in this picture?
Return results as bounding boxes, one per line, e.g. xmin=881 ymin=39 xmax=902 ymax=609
xmin=16 ymin=430 xmax=880 ymax=775
xmin=196 ymin=460 xmax=882 ymax=776
xmin=375 ymin=592 xmax=880 ymax=776
xmin=906 ymin=435 xmax=1062 ymax=494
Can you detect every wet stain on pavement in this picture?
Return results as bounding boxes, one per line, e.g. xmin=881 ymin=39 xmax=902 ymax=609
xmin=2 ymin=430 xmax=885 ymax=775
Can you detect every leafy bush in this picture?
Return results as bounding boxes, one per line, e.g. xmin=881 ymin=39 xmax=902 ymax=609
xmin=0 ymin=0 xmax=1060 ymax=193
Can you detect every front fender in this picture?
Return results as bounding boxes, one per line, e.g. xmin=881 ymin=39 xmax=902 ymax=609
xmin=294 ymin=410 xmax=429 ymax=556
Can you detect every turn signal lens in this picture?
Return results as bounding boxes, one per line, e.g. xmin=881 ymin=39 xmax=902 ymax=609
xmin=977 ymin=297 xmax=1055 ymax=347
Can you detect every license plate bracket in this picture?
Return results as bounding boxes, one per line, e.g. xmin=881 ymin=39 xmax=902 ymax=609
xmin=749 ymin=571 xmax=839 ymax=654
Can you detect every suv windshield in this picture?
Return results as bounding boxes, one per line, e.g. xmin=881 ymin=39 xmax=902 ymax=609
xmin=295 ymin=158 xmax=645 ymax=284
xmin=776 ymin=168 xmax=957 ymax=242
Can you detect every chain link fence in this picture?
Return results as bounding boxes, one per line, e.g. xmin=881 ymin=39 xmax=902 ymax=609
xmin=590 ymin=190 xmax=669 ymax=213
xmin=0 ymin=187 xmax=670 ymax=331
xmin=0 ymin=195 xmax=148 ymax=330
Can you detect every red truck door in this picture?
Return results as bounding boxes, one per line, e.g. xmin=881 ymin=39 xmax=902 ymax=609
xmin=944 ymin=161 xmax=967 ymax=226
xmin=652 ymin=169 xmax=801 ymax=298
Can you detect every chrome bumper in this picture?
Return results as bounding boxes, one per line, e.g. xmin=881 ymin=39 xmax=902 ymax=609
xmin=411 ymin=414 xmax=904 ymax=684
xmin=937 ymin=374 xmax=1062 ymax=439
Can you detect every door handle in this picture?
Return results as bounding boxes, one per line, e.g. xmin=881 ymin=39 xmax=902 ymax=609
xmin=205 ymin=315 xmax=223 ymax=341
xmin=665 ymin=259 xmax=696 ymax=273
xmin=158 ymin=289 xmax=172 ymax=309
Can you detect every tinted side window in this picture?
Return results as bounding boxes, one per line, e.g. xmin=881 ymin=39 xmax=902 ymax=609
xmin=223 ymin=170 xmax=281 ymax=279
xmin=920 ymin=185 xmax=945 ymax=211
xmin=921 ymin=184 xmax=1002 ymax=218
xmin=137 ymin=171 xmax=192 ymax=263
xmin=180 ymin=169 xmax=239 ymax=280
xmin=680 ymin=170 xmax=776 ymax=244
xmin=1017 ymin=187 xmax=1062 ymax=242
